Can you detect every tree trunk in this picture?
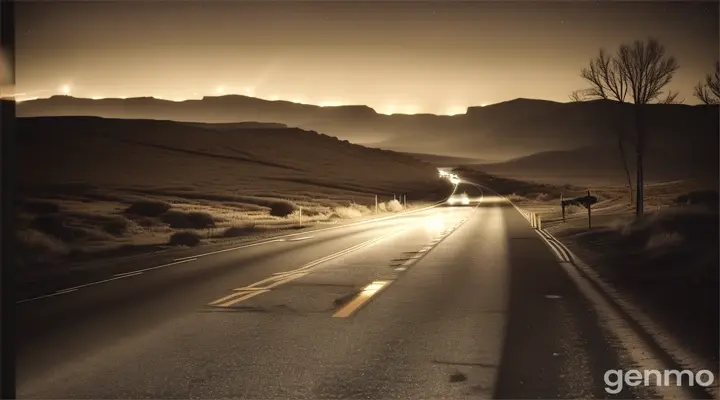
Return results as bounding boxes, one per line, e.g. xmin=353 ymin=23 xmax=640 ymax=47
xmin=617 ymin=113 xmax=633 ymax=205
xmin=617 ymin=102 xmax=633 ymax=205
xmin=634 ymin=106 xmax=644 ymax=217
xmin=636 ymin=150 xmax=644 ymax=216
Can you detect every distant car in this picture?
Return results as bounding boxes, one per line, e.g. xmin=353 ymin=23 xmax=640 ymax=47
xmin=447 ymin=192 xmax=470 ymax=206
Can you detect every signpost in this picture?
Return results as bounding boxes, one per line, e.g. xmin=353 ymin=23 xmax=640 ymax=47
xmin=561 ymin=190 xmax=598 ymax=229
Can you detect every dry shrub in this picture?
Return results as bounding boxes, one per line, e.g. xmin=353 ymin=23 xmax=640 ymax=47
xmin=349 ymin=203 xmax=371 ymax=214
xmin=29 ymin=214 xmax=113 ymax=243
xmin=168 ymin=231 xmax=202 ymax=246
xmin=535 ymin=193 xmax=551 ymax=201
xmin=134 ymin=217 xmax=158 ymax=228
xmin=332 ymin=206 xmax=363 ymax=219
xmin=565 ymin=204 xmax=587 ymax=215
xmin=298 ymin=207 xmax=327 ymax=217
xmin=269 ymin=199 xmax=298 ymax=217
xmin=16 ymin=229 xmax=69 ymax=263
xmin=506 ymin=193 xmax=526 ymax=202
xmin=123 ymin=200 xmax=172 ymax=217
xmin=66 ymin=213 xmax=130 ymax=236
xmin=160 ymin=210 xmax=215 ymax=229
xmin=221 ymin=224 xmax=262 ymax=237
xmin=386 ymin=199 xmax=404 ymax=212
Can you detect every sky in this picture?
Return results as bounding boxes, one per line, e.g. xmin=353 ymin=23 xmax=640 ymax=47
xmin=10 ymin=0 xmax=720 ymax=114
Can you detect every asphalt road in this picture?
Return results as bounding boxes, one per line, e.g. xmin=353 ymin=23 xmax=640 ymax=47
xmin=17 ymin=184 xmax=648 ymax=399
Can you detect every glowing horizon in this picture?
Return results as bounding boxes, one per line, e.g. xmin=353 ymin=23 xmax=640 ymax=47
xmin=11 ymin=91 xmax=491 ymax=115
xmin=14 ymin=1 xmax=716 ymax=116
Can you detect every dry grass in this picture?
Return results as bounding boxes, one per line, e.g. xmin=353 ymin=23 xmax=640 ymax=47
xmin=508 ymin=177 xmax=720 ymax=369
xmin=386 ymin=199 xmax=405 ymax=212
xmin=16 ymin=116 xmax=450 ymax=267
xmin=168 ymin=231 xmax=202 ymax=247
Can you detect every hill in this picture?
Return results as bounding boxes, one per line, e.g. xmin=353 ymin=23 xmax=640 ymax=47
xmin=401 ymin=152 xmax=489 ymax=166
xmin=474 ymin=143 xmax=719 ymax=187
xmin=17 ymin=96 xmax=719 ymax=165
xmin=16 ymin=116 xmax=450 ymax=267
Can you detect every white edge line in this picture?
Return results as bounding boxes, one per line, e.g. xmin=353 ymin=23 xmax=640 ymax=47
xmin=171 ymin=192 xmax=459 ymax=261
xmin=16 ymin=290 xmax=75 ymax=304
xmin=173 ymin=239 xmax=287 ymax=261
xmin=538 ymin=232 xmax=570 ymax=262
xmin=546 ymin=226 xmax=718 ymax=399
xmin=53 ymin=288 xmax=79 ymax=295
xmin=535 ymin=231 xmax=565 ymax=261
xmin=559 ymin=261 xmax=696 ymax=399
xmin=466 ymin=178 xmax=717 ymax=397
xmin=113 ymin=271 xmax=144 ymax=278
xmin=136 ymin=257 xmax=198 ymax=273
xmin=286 ymin=236 xmax=314 ymax=241
xmin=547 ymin=239 xmax=569 ymax=262
xmin=540 ymin=230 xmax=572 ymax=261
xmin=16 ymin=258 xmax=199 ymax=304
xmin=554 ymin=240 xmax=573 ymax=262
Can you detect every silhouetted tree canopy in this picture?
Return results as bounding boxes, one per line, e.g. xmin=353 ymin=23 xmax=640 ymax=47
xmin=693 ymin=61 xmax=720 ymax=105
xmin=575 ymin=39 xmax=680 ymax=105
xmin=572 ymin=38 xmax=681 ymax=216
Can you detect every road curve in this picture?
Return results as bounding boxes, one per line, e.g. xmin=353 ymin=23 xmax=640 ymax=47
xmin=18 ymin=184 xmax=648 ymax=399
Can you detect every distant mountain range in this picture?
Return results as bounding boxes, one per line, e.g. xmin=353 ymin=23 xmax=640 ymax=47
xmin=16 ymin=95 xmax=718 ymax=180
xmin=474 ymin=144 xmax=718 ymax=186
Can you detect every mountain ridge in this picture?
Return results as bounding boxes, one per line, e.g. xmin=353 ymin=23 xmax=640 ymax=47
xmin=16 ymin=95 xmax=718 ymax=162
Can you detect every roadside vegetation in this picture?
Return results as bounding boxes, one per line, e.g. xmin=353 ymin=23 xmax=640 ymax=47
xmin=16 ymin=186 xmax=443 ymax=268
xmin=463 ymin=40 xmax=718 ymax=366
xmin=16 ymin=117 xmax=451 ymax=269
xmin=463 ymin=164 xmax=719 ymax=370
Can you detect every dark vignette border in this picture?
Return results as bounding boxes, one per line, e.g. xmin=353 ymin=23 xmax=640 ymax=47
xmin=1 ymin=0 xmax=17 ymax=398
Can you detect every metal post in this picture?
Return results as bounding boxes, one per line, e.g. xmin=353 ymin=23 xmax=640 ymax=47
xmin=299 ymin=206 xmax=302 ymax=225
xmin=561 ymin=193 xmax=565 ymax=222
xmin=587 ymin=189 xmax=592 ymax=229
xmin=537 ymin=215 xmax=542 ymax=230
xmin=375 ymin=195 xmax=378 ymax=214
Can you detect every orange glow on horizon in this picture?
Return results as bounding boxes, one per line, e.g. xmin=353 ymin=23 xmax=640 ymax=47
xmin=23 ymin=89 xmax=499 ymax=116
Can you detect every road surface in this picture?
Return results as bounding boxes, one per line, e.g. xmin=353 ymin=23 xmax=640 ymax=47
xmin=18 ymin=184 xmax=649 ymax=399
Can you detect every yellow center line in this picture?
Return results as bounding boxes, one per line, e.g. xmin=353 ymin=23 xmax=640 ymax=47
xmin=206 ymin=228 xmax=410 ymax=307
xmin=216 ymin=289 xmax=271 ymax=307
xmin=241 ymin=272 xmax=309 ymax=291
xmin=207 ymin=272 xmax=308 ymax=307
xmin=207 ymin=288 xmax=265 ymax=306
xmin=333 ymin=280 xmax=393 ymax=318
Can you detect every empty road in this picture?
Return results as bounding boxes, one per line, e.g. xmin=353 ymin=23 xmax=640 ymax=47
xmin=18 ymin=184 xmax=651 ymax=399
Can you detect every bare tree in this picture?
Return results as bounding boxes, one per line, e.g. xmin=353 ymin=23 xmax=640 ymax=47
xmin=658 ymin=91 xmax=683 ymax=104
xmin=615 ymin=38 xmax=680 ymax=216
xmin=572 ymin=49 xmax=634 ymax=205
xmin=693 ymin=61 xmax=720 ymax=105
